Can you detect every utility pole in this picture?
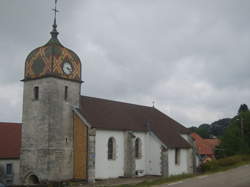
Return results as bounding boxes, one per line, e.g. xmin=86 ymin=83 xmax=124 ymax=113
xmin=241 ymin=117 xmax=244 ymax=137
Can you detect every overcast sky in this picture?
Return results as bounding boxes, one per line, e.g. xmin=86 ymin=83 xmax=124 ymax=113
xmin=0 ymin=0 xmax=250 ymax=127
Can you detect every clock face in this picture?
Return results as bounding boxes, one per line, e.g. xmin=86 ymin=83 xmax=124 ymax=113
xmin=63 ymin=62 xmax=73 ymax=75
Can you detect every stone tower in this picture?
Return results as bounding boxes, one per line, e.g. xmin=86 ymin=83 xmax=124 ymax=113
xmin=20 ymin=20 xmax=82 ymax=183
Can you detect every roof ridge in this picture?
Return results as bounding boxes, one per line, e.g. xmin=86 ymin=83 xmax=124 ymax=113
xmin=81 ymin=95 xmax=154 ymax=109
xmin=0 ymin=122 xmax=22 ymax=125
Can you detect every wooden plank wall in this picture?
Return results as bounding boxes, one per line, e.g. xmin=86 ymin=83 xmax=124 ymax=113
xmin=73 ymin=113 xmax=88 ymax=179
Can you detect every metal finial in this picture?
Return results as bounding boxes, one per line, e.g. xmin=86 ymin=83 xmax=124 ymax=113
xmin=51 ymin=0 xmax=59 ymax=38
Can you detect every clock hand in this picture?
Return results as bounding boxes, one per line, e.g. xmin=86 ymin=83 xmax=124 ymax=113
xmin=66 ymin=67 xmax=72 ymax=71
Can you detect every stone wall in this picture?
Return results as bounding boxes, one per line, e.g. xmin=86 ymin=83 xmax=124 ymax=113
xmin=87 ymin=128 xmax=96 ymax=183
xmin=160 ymin=147 xmax=168 ymax=177
xmin=123 ymin=131 xmax=135 ymax=177
xmin=20 ymin=77 xmax=81 ymax=183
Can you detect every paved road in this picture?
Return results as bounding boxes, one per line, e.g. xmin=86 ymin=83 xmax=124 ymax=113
xmin=160 ymin=165 xmax=250 ymax=187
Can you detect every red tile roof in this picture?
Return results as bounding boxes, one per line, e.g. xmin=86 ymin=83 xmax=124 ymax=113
xmin=0 ymin=122 xmax=21 ymax=159
xmin=80 ymin=96 xmax=191 ymax=148
xmin=191 ymin=133 xmax=220 ymax=156
xmin=204 ymin=139 xmax=220 ymax=151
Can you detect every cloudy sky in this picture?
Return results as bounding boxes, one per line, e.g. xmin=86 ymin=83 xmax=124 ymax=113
xmin=0 ymin=0 xmax=249 ymax=127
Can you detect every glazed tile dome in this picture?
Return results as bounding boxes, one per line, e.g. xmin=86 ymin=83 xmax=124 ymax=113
xmin=24 ymin=24 xmax=82 ymax=82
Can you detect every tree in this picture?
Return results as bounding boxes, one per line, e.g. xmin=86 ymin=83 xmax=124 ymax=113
xmin=238 ymin=104 xmax=249 ymax=114
xmin=189 ymin=126 xmax=209 ymax=138
xmin=216 ymin=109 xmax=250 ymax=158
xmin=196 ymin=127 xmax=210 ymax=139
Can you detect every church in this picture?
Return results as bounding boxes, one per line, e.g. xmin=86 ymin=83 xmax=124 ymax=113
xmin=0 ymin=8 xmax=198 ymax=185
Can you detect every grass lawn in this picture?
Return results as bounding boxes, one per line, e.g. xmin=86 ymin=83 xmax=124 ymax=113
xmin=112 ymin=155 xmax=250 ymax=187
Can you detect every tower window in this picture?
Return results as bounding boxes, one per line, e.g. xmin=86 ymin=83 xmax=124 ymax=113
xmin=64 ymin=86 xmax=68 ymax=101
xmin=6 ymin=163 xmax=12 ymax=175
xmin=34 ymin=86 xmax=39 ymax=100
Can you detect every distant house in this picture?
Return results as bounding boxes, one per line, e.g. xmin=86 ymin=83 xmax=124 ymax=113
xmin=0 ymin=123 xmax=21 ymax=185
xmin=191 ymin=133 xmax=220 ymax=163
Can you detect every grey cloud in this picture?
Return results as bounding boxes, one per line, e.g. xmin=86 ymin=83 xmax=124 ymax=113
xmin=0 ymin=0 xmax=250 ymax=126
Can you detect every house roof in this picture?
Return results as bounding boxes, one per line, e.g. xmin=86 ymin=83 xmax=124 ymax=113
xmin=191 ymin=133 xmax=220 ymax=155
xmin=204 ymin=138 xmax=220 ymax=151
xmin=80 ymin=96 xmax=191 ymax=148
xmin=0 ymin=122 xmax=21 ymax=159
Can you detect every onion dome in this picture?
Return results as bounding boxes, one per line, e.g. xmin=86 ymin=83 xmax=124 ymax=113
xmin=24 ymin=23 xmax=82 ymax=82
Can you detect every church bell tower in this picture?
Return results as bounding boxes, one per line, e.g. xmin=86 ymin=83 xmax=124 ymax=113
xmin=20 ymin=4 xmax=82 ymax=183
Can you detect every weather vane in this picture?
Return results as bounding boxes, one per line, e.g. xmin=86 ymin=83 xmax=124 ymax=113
xmin=152 ymin=101 xmax=155 ymax=108
xmin=52 ymin=0 xmax=59 ymax=26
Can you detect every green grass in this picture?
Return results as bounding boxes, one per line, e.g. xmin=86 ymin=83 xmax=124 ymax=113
xmin=112 ymin=155 xmax=250 ymax=187
xmin=200 ymin=154 xmax=250 ymax=173
xmin=114 ymin=174 xmax=195 ymax=187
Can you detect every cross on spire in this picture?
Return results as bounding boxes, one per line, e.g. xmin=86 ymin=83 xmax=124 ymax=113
xmin=52 ymin=0 xmax=59 ymax=26
xmin=51 ymin=0 xmax=59 ymax=39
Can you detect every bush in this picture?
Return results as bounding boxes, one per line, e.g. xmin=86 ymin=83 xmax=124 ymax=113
xmin=200 ymin=154 xmax=250 ymax=172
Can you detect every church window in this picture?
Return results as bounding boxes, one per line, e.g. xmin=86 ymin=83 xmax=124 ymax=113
xmin=34 ymin=86 xmax=39 ymax=100
xmin=175 ymin=148 xmax=181 ymax=165
xmin=6 ymin=163 xmax=12 ymax=175
xmin=64 ymin=86 xmax=68 ymax=101
xmin=108 ymin=137 xmax=116 ymax=160
xmin=135 ymin=137 xmax=142 ymax=159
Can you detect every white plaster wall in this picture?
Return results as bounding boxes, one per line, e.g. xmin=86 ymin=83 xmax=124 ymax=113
xmin=95 ymin=130 xmax=124 ymax=179
xmin=168 ymin=149 xmax=190 ymax=176
xmin=181 ymin=134 xmax=196 ymax=173
xmin=196 ymin=154 xmax=201 ymax=167
xmin=145 ymin=132 xmax=161 ymax=175
xmin=95 ymin=130 xmax=193 ymax=178
xmin=133 ymin=132 xmax=146 ymax=175
xmin=0 ymin=159 xmax=20 ymax=184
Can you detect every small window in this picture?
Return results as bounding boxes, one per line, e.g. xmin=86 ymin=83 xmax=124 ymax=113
xmin=135 ymin=138 xmax=142 ymax=159
xmin=175 ymin=148 xmax=181 ymax=165
xmin=64 ymin=86 xmax=68 ymax=101
xmin=34 ymin=86 xmax=39 ymax=100
xmin=6 ymin=163 xmax=12 ymax=175
xmin=108 ymin=137 xmax=116 ymax=160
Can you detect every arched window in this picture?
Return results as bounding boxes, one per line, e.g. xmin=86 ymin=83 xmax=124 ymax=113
xmin=135 ymin=138 xmax=142 ymax=159
xmin=108 ymin=137 xmax=116 ymax=160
